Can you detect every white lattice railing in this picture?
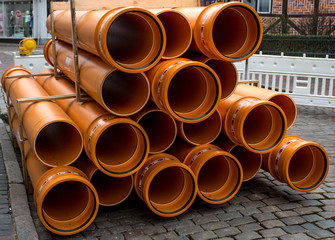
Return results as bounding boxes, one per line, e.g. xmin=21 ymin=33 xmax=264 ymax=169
xmin=12 ymin=51 xmax=335 ymax=108
xmin=234 ymin=52 xmax=335 ymax=108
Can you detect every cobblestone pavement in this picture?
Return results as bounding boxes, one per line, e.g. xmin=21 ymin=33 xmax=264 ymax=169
xmin=1 ymin=44 xmax=335 ymax=240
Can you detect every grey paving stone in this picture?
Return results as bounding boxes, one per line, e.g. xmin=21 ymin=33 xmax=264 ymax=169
xmin=223 ymin=204 xmax=245 ymax=212
xmin=281 ymin=216 xmax=306 ymax=225
xmin=228 ymin=196 xmax=249 ymax=204
xmin=302 ymin=193 xmax=324 ymax=200
xmin=302 ymin=214 xmax=324 ymax=222
xmin=234 ymin=231 xmax=262 ymax=240
xmin=277 ymin=202 xmax=303 ymax=211
xmin=260 ymin=228 xmax=286 ymax=238
xmin=279 ymin=233 xmax=313 ymax=240
xmin=142 ymin=225 xmax=166 ymax=235
xmin=247 ymin=193 xmax=269 ymax=201
xmin=214 ymin=227 xmax=240 ymax=237
xmin=190 ymin=230 xmax=217 ymax=240
xmin=260 ymin=206 xmax=281 ymax=213
xmin=302 ymin=223 xmax=322 ymax=231
xmin=263 ymin=197 xmax=289 ymax=205
xmin=315 ymin=219 xmax=335 ymax=229
xmin=242 ymin=200 xmax=266 ymax=209
xmin=217 ymin=212 xmax=242 ymax=221
xmin=321 ymin=199 xmax=335 ymax=205
xmin=318 ymin=211 xmax=335 ymax=218
xmin=298 ymin=199 xmax=323 ymax=206
xmin=240 ymin=208 xmax=261 ymax=216
xmin=122 ymin=229 xmax=144 ymax=239
xmin=237 ymin=222 xmax=263 ymax=232
xmin=15 ymin=215 xmax=38 ymax=240
xmin=227 ymin=216 xmax=254 ymax=227
xmin=175 ymin=225 xmax=203 ymax=235
xmin=282 ymin=225 xmax=307 ymax=234
xmin=294 ymin=206 xmax=321 ymax=215
xmin=192 ymin=214 xmax=219 ymax=225
xmin=307 ymin=229 xmax=334 ymax=239
xmin=152 ymin=231 xmax=178 ymax=240
xmin=253 ymin=212 xmax=277 ymax=222
xmin=201 ymin=221 xmax=229 ymax=231
xmin=262 ymin=219 xmax=285 ymax=228
xmin=164 ymin=219 xmax=194 ymax=231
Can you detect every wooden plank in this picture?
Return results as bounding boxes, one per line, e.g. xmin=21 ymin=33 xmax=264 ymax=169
xmin=51 ymin=0 xmax=199 ymax=11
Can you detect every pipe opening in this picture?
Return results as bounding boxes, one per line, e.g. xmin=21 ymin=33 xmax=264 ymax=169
xmin=182 ymin=109 xmax=222 ymax=145
xmin=42 ymin=181 xmax=95 ymax=230
xmin=205 ymin=60 xmax=237 ymax=99
xmin=96 ymin=123 xmax=146 ymax=174
xmin=35 ymin=122 xmax=82 ymax=166
xmin=269 ymin=95 xmax=297 ymax=129
xmin=289 ymin=145 xmax=327 ymax=190
xmin=149 ymin=166 xmax=194 ymax=213
xmin=91 ymin=171 xmax=133 ymax=206
xmin=213 ymin=8 xmax=247 ymax=56
xmin=243 ymin=104 xmax=284 ymax=151
xmin=102 ymin=71 xmax=149 ymax=116
xmin=168 ymin=66 xmax=218 ymax=120
xmin=138 ymin=110 xmax=176 ymax=153
xmin=230 ymin=145 xmax=261 ymax=181
xmin=107 ymin=12 xmax=163 ymax=69
xmin=157 ymin=11 xmax=192 ymax=59
xmin=198 ymin=155 xmax=240 ymax=201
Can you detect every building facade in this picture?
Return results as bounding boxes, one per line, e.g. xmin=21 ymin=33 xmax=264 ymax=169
xmin=0 ymin=0 xmax=48 ymax=42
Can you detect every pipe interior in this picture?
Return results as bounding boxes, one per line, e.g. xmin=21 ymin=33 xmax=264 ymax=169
xmin=157 ymin=11 xmax=191 ymax=58
xmin=107 ymin=12 xmax=155 ymax=66
xmin=149 ymin=166 xmax=194 ymax=213
xmin=138 ymin=111 xmax=176 ymax=153
xmin=243 ymin=105 xmax=284 ymax=151
xmin=230 ymin=145 xmax=262 ymax=181
xmin=168 ymin=66 xmax=217 ymax=119
xmin=35 ymin=122 xmax=82 ymax=166
xmin=91 ymin=171 xmax=133 ymax=206
xmin=42 ymin=181 xmax=91 ymax=222
xmin=182 ymin=110 xmax=221 ymax=144
xmin=96 ymin=123 xmax=138 ymax=167
xmin=212 ymin=8 xmax=247 ymax=56
xmin=102 ymin=71 xmax=149 ymax=115
xmin=206 ymin=60 xmax=237 ymax=99
xmin=288 ymin=146 xmax=314 ymax=182
xmin=269 ymin=95 xmax=297 ymax=129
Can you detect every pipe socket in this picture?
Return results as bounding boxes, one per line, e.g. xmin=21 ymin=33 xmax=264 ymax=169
xmin=46 ymin=7 xmax=166 ymax=72
xmin=266 ymin=135 xmax=329 ymax=192
xmin=44 ymin=39 xmax=150 ymax=116
xmin=175 ymin=2 xmax=262 ymax=62
xmin=218 ymin=93 xmax=287 ymax=153
xmin=134 ymin=153 xmax=197 ymax=217
xmin=36 ymin=69 xmax=149 ymax=177
xmin=1 ymin=67 xmax=83 ymax=167
xmin=146 ymin=58 xmax=221 ymax=123
xmin=235 ymin=84 xmax=297 ymax=130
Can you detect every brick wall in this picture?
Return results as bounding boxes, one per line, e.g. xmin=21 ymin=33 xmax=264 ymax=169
xmin=319 ymin=0 xmax=335 ymax=13
xmin=288 ymin=0 xmax=314 ymax=14
xmin=272 ymin=0 xmax=283 ymax=14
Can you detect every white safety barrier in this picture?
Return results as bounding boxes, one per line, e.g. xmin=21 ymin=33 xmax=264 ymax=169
xmin=235 ymin=52 xmax=335 ymax=108
xmin=12 ymin=52 xmax=335 ymax=108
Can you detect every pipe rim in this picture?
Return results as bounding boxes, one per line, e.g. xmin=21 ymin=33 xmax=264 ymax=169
xmin=96 ymin=7 xmax=166 ymax=72
xmin=1 ymin=66 xmax=32 ymax=92
xmin=195 ymin=2 xmax=262 ymax=62
xmin=152 ymin=60 xmax=221 ymax=123
xmin=87 ymin=117 xmax=149 ymax=177
xmin=34 ymin=167 xmax=99 ymax=235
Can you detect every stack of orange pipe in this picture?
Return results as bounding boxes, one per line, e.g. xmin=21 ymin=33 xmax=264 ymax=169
xmin=0 ymin=2 xmax=329 ymax=236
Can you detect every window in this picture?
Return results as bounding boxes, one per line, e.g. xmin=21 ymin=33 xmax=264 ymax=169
xmin=257 ymin=0 xmax=271 ymax=14
xmin=242 ymin=0 xmax=272 ymax=14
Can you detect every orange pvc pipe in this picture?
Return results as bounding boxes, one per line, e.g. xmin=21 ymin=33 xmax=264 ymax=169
xmin=177 ymin=109 xmax=222 ymax=145
xmin=46 ymin=7 xmax=166 ymax=72
xmin=218 ymin=93 xmax=287 ymax=153
xmin=267 ymin=135 xmax=329 ymax=192
xmin=170 ymin=141 xmax=243 ymax=204
xmin=146 ymin=58 xmax=221 ymax=123
xmin=36 ymin=69 xmax=149 ymax=177
xmin=149 ymin=9 xmax=192 ymax=59
xmin=215 ymin=137 xmax=261 ymax=181
xmin=1 ymin=67 xmax=83 ymax=167
xmin=134 ymin=153 xmax=197 ymax=217
xmin=131 ymin=103 xmax=177 ymax=154
xmin=235 ymin=84 xmax=297 ymax=129
xmin=44 ymin=39 xmax=150 ymax=116
xmin=9 ymin=108 xmax=98 ymax=235
xmin=185 ymin=53 xmax=237 ymax=100
xmin=175 ymin=2 xmax=263 ymax=62
xmin=74 ymin=154 xmax=133 ymax=206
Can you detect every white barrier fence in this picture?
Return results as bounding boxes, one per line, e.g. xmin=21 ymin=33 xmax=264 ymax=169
xmin=13 ymin=51 xmax=335 ymax=108
xmin=234 ymin=52 xmax=335 ymax=108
